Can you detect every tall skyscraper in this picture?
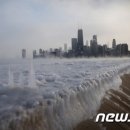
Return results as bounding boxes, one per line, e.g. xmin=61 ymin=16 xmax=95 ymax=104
xmin=22 ymin=49 xmax=26 ymax=58
xmin=77 ymin=29 xmax=84 ymax=55
xmin=112 ymin=39 xmax=116 ymax=49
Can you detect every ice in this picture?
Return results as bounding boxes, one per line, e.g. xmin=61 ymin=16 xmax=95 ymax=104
xmin=0 ymin=58 xmax=130 ymax=130
xmin=28 ymin=61 xmax=36 ymax=88
xmin=8 ymin=65 xmax=14 ymax=88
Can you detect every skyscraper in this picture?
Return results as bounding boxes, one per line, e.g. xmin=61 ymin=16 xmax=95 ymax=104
xmin=90 ymin=35 xmax=98 ymax=57
xmin=22 ymin=49 xmax=26 ymax=58
xmin=72 ymin=38 xmax=77 ymax=50
xmin=77 ymin=29 xmax=84 ymax=55
xmin=93 ymin=35 xmax=97 ymax=43
xmin=112 ymin=39 xmax=116 ymax=49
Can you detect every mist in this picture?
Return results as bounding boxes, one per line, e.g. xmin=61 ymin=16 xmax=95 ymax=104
xmin=0 ymin=0 xmax=130 ymax=58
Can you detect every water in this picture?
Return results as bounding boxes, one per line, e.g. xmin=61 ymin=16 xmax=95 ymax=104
xmin=0 ymin=58 xmax=130 ymax=130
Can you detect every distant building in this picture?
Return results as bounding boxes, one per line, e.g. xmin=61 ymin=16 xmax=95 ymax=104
xmin=112 ymin=39 xmax=116 ymax=49
xmin=103 ymin=44 xmax=108 ymax=56
xmin=39 ymin=49 xmax=43 ymax=56
xmin=22 ymin=49 xmax=26 ymax=58
xmin=116 ymin=43 xmax=128 ymax=56
xmin=77 ymin=29 xmax=84 ymax=56
xmin=32 ymin=29 xmax=129 ymax=58
xmin=93 ymin=35 xmax=97 ymax=43
xmin=121 ymin=43 xmax=128 ymax=56
xmin=90 ymin=35 xmax=98 ymax=57
xmin=71 ymin=38 xmax=78 ymax=55
xmin=98 ymin=45 xmax=103 ymax=56
xmin=33 ymin=50 xmax=37 ymax=58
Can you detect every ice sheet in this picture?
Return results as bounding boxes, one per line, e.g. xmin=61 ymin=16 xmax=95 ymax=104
xmin=0 ymin=58 xmax=130 ymax=130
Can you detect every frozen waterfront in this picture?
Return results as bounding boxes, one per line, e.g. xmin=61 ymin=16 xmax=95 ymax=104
xmin=0 ymin=58 xmax=130 ymax=130
xmin=0 ymin=58 xmax=130 ymax=89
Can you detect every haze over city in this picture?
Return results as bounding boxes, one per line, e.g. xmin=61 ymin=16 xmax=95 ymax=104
xmin=0 ymin=0 xmax=130 ymax=58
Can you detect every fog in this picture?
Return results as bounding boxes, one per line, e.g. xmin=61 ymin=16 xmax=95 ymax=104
xmin=0 ymin=0 xmax=130 ymax=58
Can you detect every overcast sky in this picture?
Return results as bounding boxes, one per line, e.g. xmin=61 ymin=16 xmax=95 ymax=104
xmin=0 ymin=0 xmax=130 ymax=58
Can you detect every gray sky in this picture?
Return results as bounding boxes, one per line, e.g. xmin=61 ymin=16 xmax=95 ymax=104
xmin=0 ymin=0 xmax=130 ymax=58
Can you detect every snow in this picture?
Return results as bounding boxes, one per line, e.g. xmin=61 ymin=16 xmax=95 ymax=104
xmin=0 ymin=58 xmax=130 ymax=130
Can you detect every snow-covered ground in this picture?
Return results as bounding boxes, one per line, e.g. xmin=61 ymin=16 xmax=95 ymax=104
xmin=0 ymin=58 xmax=130 ymax=130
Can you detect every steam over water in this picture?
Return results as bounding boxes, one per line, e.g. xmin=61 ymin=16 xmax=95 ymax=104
xmin=0 ymin=58 xmax=130 ymax=130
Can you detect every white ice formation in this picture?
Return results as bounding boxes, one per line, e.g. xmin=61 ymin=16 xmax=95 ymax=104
xmin=0 ymin=58 xmax=130 ymax=130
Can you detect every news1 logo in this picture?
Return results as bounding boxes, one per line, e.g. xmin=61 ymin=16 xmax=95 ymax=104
xmin=95 ymin=113 xmax=130 ymax=123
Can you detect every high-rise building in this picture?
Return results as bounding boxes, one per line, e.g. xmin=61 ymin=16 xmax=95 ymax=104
xmin=77 ymin=29 xmax=84 ymax=55
xmin=112 ymin=39 xmax=116 ymax=49
xmin=93 ymin=35 xmax=97 ymax=43
xmin=22 ymin=49 xmax=26 ymax=58
xmin=90 ymin=35 xmax=98 ymax=56
xmin=72 ymin=38 xmax=77 ymax=52
xmin=39 ymin=49 xmax=43 ymax=56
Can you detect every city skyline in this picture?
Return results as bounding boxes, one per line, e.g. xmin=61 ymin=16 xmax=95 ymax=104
xmin=32 ymin=29 xmax=129 ymax=58
xmin=0 ymin=0 xmax=130 ymax=58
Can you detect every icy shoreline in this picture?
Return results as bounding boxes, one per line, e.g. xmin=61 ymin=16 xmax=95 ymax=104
xmin=74 ymin=74 xmax=130 ymax=130
xmin=0 ymin=58 xmax=130 ymax=130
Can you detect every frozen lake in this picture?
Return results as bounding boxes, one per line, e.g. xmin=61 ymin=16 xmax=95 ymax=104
xmin=0 ymin=58 xmax=130 ymax=89
xmin=0 ymin=58 xmax=130 ymax=130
